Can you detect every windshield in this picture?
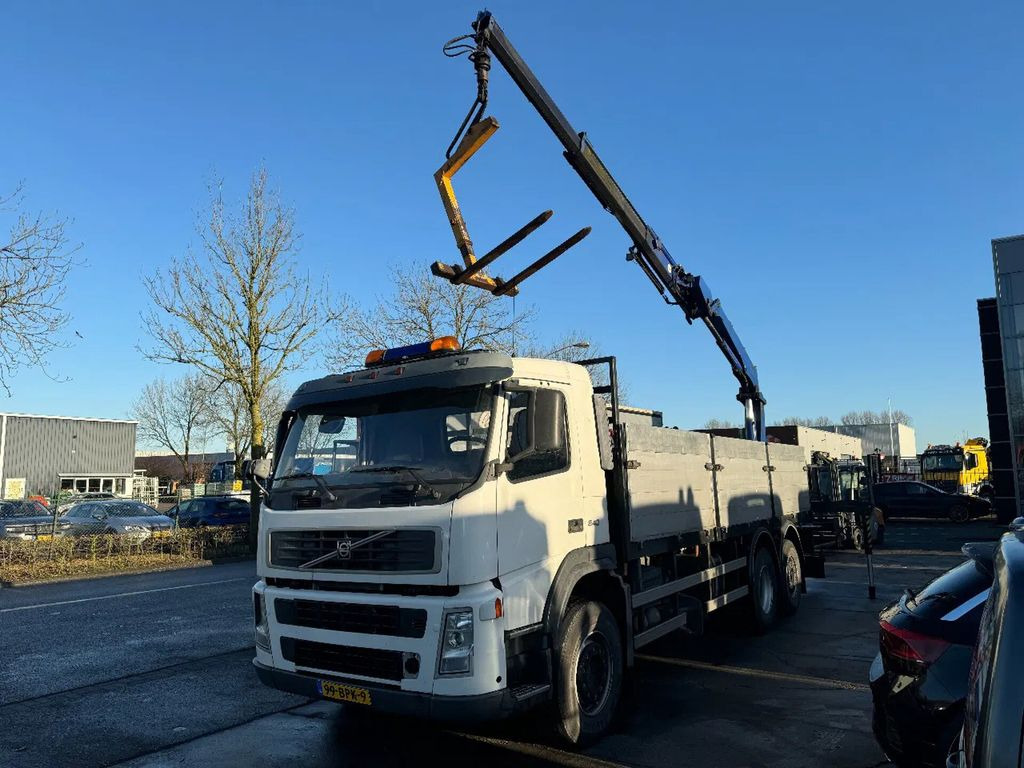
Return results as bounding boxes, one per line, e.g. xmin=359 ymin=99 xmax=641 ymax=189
xmin=837 ymin=466 xmax=871 ymax=503
xmin=922 ymin=453 xmax=962 ymax=471
xmin=102 ymin=502 xmax=162 ymax=517
xmin=0 ymin=501 xmax=47 ymax=518
xmin=271 ymin=386 xmax=494 ymax=508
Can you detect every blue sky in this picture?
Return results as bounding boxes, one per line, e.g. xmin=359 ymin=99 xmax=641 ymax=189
xmin=2 ymin=1 xmax=1022 ymax=450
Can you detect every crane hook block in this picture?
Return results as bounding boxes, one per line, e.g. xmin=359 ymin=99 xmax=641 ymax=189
xmin=430 ymin=115 xmax=590 ymax=297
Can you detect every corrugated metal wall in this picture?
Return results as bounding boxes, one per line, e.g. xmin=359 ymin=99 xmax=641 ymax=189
xmin=0 ymin=416 xmax=136 ymax=496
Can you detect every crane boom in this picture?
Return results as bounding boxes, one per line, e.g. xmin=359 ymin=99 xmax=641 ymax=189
xmin=450 ymin=11 xmax=766 ymax=440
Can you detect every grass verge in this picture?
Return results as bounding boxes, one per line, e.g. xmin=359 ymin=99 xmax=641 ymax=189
xmin=0 ymin=526 xmax=251 ymax=586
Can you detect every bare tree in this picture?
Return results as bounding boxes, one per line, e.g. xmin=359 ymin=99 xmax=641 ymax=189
xmin=142 ymin=167 xmax=340 ymax=544
xmin=207 ymin=378 xmax=290 ymax=473
xmin=703 ymin=418 xmax=739 ymax=430
xmin=332 ymin=264 xmax=534 ymax=369
xmin=779 ymin=415 xmax=832 ymax=428
xmin=131 ymin=375 xmax=212 ymax=482
xmin=0 ymin=183 xmax=78 ymax=393
xmin=840 ymin=409 xmax=912 ymax=426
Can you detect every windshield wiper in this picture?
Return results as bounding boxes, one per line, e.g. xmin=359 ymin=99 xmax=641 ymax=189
xmin=349 ymin=465 xmax=442 ymax=500
xmin=275 ymin=472 xmax=337 ymax=502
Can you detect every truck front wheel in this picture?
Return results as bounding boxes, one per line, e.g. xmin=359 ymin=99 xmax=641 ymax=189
xmin=554 ymin=600 xmax=623 ymax=747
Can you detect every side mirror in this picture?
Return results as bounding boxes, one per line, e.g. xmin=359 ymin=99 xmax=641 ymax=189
xmin=500 ymin=389 xmax=565 ymax=473
xmin=533 ymin=389 xmax=565 ymax=453
xmin=249 ymin=458 xmax=272 ymax=482
xmin=92 ymin=513 xmax=105 ymax=521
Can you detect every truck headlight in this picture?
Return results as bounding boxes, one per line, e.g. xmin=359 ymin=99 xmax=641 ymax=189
xmin=254 ymin=592 xmax=271 ymax=651
xmin=123 ymin=525 xmax=147 ymax=533
xmin=439 ymin=609 xmax=474 ymax=675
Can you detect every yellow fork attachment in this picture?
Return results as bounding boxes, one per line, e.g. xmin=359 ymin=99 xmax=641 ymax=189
xmin=430 ymin=116 xmax=590 ymax=297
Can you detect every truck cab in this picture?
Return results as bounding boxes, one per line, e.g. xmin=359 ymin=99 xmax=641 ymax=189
xmin=920 ymin=439 xmax=993 ymax=500
xmin=253 ymin=338 xmax=821 ymax=744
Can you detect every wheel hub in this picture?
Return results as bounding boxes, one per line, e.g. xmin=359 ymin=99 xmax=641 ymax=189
xmin=576 ymin=631 xmax=612 ymax=716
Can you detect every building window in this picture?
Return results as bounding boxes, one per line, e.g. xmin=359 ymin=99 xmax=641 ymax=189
xmin=61 ymin=479 xmax=74 ymax=491
xmin=102 ymin=478 xmax=113 ymax=493
xmin=88 ymin=478 xmax=100 ymax=492
xmin=115 ymin=478 xmax=126 ymax=495
xmin=75 ymin=479 xmax=87 ymax=493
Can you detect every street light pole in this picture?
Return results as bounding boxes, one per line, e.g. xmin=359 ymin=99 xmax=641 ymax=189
xmin=549 ymin=341 xmax=590 ymax=357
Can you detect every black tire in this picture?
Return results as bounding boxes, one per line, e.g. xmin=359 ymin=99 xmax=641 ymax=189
xmin=748 ymin=546 xmax=779 ymax=633
xmin=852 ymin=525 xmax=865 ymax=552
xmin=949 ymin=505 xmax=969 ymax=523
xmin=778 ymin=539 xmax=802 ymax=616
xmin=554 ymin=600 xmax=623 ymax=747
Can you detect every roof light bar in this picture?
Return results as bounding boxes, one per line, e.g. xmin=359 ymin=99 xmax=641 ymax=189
xmin=365 ymin=336 xmax=461 ymax=367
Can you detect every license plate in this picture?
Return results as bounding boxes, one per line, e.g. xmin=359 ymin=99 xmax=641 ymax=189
xmin=35 ymin=534 xmax=53 ymax=541
xmin=151 ymin=530 xmax=172 ymax=538
xmin=317 ymin=679 xmax=372 ymax=706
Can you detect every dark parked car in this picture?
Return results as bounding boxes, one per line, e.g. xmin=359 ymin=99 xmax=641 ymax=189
xmin=945 ymin=524 xmax=1024 ymax=768
xmin=872 ymin=481 xmax=991 ymax=523
xmin=870 ymin=541 xmax=996 ymax=767
xmin=0 ymin=500 xmax=68 ymax=540
xmin=169 ymin=496 xmax=250 ymax=528
xmin=61 ymin=499 xmax=174 ymax=539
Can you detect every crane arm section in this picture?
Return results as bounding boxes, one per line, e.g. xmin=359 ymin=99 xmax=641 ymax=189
xmin=464 ymin=12 xmax=766 ymax=440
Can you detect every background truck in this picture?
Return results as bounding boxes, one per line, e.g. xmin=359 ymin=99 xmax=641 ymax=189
xmin=919 ymin=439 xmax=993 ymax=500
xmin=252 ymin=344 xmax=823 ymax=745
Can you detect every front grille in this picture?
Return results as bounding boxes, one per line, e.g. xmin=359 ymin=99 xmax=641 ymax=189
xmin=275 ymin=598 xmax=427 ymax=638
xmin=265 ymin=577 xmax=458 ymax=597
xmin=270 ymin=529 xmax=437 ymax=572
xmin=280 ymin=637 xmax=404 ymax=681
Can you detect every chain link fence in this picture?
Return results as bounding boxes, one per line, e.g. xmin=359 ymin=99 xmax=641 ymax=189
xmin=0 ymin=484 xmax=253 ymax=585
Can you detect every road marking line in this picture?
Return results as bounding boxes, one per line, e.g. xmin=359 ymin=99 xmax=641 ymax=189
xmin=637 ymin=654 xmax=869 ymax=691
xmin=459 ymin=733 xmax=633 ymax=768
xmin=0 ymin=577 xmax=250 ymax=613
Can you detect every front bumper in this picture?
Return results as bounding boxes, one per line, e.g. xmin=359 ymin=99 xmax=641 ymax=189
xmin=253 ymin=659 xmax=518 ymax=722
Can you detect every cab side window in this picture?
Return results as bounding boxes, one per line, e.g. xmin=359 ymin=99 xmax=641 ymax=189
xmin=505 ymin=389 xmax=569 ymax=482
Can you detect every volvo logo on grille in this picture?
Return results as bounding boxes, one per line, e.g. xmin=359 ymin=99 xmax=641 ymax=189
xmin=298 ymin=529 xmax=396 ymax=569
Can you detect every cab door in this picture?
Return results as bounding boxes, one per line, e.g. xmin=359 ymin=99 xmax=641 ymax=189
xmin=495 ymin=385 xmax=584 ymax=629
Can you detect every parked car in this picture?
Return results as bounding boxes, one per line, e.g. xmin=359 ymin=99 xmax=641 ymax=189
xmin=61 ymin=499 xmax=174 ymax=539
xmin=872 ymin=481 xmax=991 ymax=523
xmin=870 ymin=541 xmax=997 ymax=767
xmin=945 ymin=522 xmax=1024 ymax=768
xmin=169 ymin=496 xmax=250 ymax=528
xmin=56 ymin=491 xmax=117 ymax=514
xmin=0 ymin=500 xmax=68 ymax=540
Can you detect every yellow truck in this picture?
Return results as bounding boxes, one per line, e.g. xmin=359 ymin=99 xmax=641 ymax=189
xmin=919 ymin=438 xmax=994 ymax=501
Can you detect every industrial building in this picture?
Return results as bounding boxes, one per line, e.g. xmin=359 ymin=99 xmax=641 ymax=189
xmin=990 ymin=234 xmax=1024 ymax=519
xmin=977 ymin=297 xmax=1015 ymax=521
xmin=823 ymin=422 xmax=917 ymax=459
xmin=0 ymin=413 xmax=137 ymax=499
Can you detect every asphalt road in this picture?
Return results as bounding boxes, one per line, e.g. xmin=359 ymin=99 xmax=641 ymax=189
xmin=0 ymin=524 xmax=982 ymax=768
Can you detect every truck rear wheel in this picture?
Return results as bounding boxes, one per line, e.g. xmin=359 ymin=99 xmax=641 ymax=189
xmin=778 ymin=539 xmax=801 ymax=616
xmin=749 ymin=546 xmax=778 ymax=633
xmin=554 ymin=600 xmax=623 ymax=747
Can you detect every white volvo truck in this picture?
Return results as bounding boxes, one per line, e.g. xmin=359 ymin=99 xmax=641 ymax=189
xmin=252 ymin=342 xmax=824 ymax=744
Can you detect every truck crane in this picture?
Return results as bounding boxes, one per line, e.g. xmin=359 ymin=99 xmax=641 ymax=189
xmin=252 ymin=12 xmax=821 ymax=747
xmin=430 ymin=11 xmax=766 ymax=441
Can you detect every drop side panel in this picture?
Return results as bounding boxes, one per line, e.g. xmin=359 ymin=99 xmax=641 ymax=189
xmin=622 ymin=424 xmax=716 ymax=542
xmin=710 ymin=435 xmax=773 ymax=528
xmin=766 ymin=442 xmax=811 ymax=521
